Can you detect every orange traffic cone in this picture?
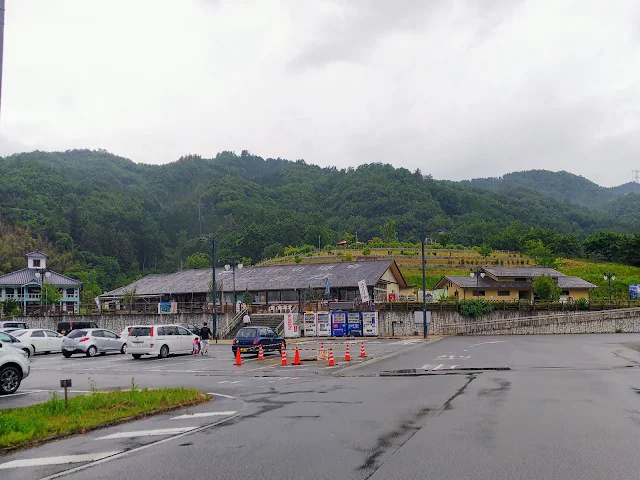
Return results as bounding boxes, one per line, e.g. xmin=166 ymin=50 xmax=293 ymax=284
xmin=344 ymin=343 xmax=351 ymax=361
xmin=327 ymin=347 xmax=335 ymax=366
xmin=360 ymin=342 xmax=367 ymax=358
xmin=235 ymin=347 xmax=243 ymax=366
xmin=257 ymin=344 xmax=264 ymax=360
xmin=281 ymin=344 xmax=288 ymax=366
xmin=293 ymin=346 xmax=302 ymax=365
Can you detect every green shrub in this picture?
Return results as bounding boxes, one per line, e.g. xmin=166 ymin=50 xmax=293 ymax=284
xmin=458 ymin=300 xmax=494 ymax=317
xmin=362 ymin=247 xmax=371 ymax=255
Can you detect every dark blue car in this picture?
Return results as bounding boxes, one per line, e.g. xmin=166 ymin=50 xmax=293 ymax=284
xmin=232 ymin=327 xmax=285 ymax=356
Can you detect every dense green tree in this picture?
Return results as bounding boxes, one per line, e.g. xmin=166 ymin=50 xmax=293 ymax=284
xmin=525 ymin=240 xmax=557 ymax=268
xmin=185 ymin=253 xmax=211 ymax=269
xmin=533 ymin=274 xmax=561 ymax=301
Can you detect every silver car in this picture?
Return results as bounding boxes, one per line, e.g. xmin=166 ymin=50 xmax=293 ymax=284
xmin=62 ymin=329 xmax=127 ymax=357
xmin=0 ymin=331 xmax=35 ymax=358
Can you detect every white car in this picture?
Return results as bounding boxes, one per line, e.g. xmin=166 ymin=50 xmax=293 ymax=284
xmin=0 ymin=331 xmax=35 ymax=358
xmin=127 ymin=325 xmax=197 ymax=359
xmin=0 ymin=341 xmax=30 ymax=394
xmin=11 ymin=328 xmax=64 ymax=354
xmin=119 ymin=325 xmax=136 ymax=339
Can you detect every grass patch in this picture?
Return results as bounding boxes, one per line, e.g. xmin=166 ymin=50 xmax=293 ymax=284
xmin=0 ymin=382 xmax=208 ymax=449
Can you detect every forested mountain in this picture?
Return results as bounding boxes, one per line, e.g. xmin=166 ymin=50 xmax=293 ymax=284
xmin=1 ymin=149 xmax=639 ymax=293
xmin=465 ymin=170 xmax=640 ymax=208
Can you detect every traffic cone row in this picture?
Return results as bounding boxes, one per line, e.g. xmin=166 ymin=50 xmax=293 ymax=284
xmin=257 ymin=344 xmax=264 ymax=360
xmin=235 ymin=347 xmax=243 ymax=366
xmin=327 ymin=347 xmax=335 ymax=366
xmin=360 ymin=342 xmax=367 ymax=358
xmin=344 ymin=343 xmax=351 ymax=361
xmin=281 ymin=344 xmax=288 ymax=366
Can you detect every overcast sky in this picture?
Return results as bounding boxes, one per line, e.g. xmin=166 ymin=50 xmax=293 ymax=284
xmin=1 ymin=0 xmax=639 ymax=186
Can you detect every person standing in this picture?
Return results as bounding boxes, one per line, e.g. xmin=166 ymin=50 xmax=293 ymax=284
xmin=243 ymin=312 xmax=251 ymax=325
xmin=200 ymin=321 xmax=212 ymax=355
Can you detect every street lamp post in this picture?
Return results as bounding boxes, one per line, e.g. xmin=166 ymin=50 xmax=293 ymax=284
xmin=200 ymin=238 xmax=217 ymax=340
xmin=224 ymin=261 xmax=244 ymax=311
xmin=469 ymin=268 xmax=485 ymax=297
xmin=421 ymin=237 xmax=427 ymax=339
xmin=34 ymin=269 xmax=52 ymax=314
xmin=603 ymin=272 xmax=616 ymax=303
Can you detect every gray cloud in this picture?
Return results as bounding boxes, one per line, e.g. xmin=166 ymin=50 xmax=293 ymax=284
xmin=1 ymin=0 xmax=639 ymax=187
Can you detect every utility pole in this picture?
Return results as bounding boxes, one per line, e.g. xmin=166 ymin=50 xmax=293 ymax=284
xmin=421 ymin=237 xmax=427 ymax=339
xmin=0 ymin=0 xmax=5 ymax=122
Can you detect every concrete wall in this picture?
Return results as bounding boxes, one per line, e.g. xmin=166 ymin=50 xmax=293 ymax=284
xmin=11 ymin=313 xmax=236 ymax=337
xmin=378 ymin=308 xmax=640 ymax=336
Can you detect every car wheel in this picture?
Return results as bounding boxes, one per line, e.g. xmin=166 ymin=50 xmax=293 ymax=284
xmin=86 ymin=345 xmax=98 ymax=357
xmin=22 ymin=348 xmax=31 ymax=358
xmin=158 ymin=345 xmax=169 ymax=359
xmin=121 ymin=343 xmax=127 ymax=354
xmin=0 ymin=365 xmax=21 ymax=395
xmin=132 ymin=354 xmax=142 ymax=359
xmin=62 ymin=351 xmax=73 ymax=358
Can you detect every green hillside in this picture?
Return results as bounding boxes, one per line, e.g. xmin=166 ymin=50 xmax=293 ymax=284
xmin=465 ymin=170 xmax=640 ymax=208
xmin=2 ymin=149 xmax=640 ymax=294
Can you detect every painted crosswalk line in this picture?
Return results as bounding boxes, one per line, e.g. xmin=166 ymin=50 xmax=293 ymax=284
xmin=0 ymin=452 xmax=121 ymax=469
xmin=420 ymin=364 xmax=460 ymax=371
xmin=96 ymin=427 xmax=195 ymax=440
xmin=171 ymin=411 xmax=236 ymax=420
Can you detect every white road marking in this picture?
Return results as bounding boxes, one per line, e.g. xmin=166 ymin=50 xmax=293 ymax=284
xmin=217 ymin=380 xmax=230 ymax=384
xmin=207 ymin=392 xmax=235 ymax=399
xmin=0 ymin=389 xmax=47 ymax=398
xmin=171 ymin=411 xmax=236 ymax=420
xmin=470 ymin=340 xmax=508 ymax=347
xmin=228 ymin=381 xmax=242 ymax=384
xmin=436 ymin=355 xmax=470 ymax=360
xmin=421 ymin=364 xmax=434 ymax=370
xmin=0 ymin=452 xmax=121 ymax=469
xmin=142 ymin=358 xmax=209 ymax=370
xmin=433 ymin=364 xmax=446 ymax=370
xmin=96 ymin=427 xmax=195 ymax=440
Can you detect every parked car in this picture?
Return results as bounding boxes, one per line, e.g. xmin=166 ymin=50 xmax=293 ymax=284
xmin=0 ymin=341 xmax=30 ymax=394
xmin=232 ymin=326 xmax=285 ymax=356
xmin=11 ymin=329 xmax=64 ymax=354
xmin=0 ymin=328 xmax=21 ymax=334
xmin=119 ymin=325 xmax=137 ymax=339
xmin=56 ymin=321 xmax=99 ymax=335
xmin=127 ymin=324 xmax=197 ymax=359
xmin=0 ymin=331 xmax=35 ymax=358
xmin=62 ymin=329 xmax=128 ymax=357
xmin=176 ymin=323 xmax=201 ymax=336
xmin=0 ymin=320 xmax=28 ymax=330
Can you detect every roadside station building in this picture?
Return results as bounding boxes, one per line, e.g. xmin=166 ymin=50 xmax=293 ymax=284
xmin=100 ymin=259 xmax=412 ymax=312
xmin=0 ymin=250 xmax=83 ymax=314
xmin=434 ymin=267 xmax=596 ymax=302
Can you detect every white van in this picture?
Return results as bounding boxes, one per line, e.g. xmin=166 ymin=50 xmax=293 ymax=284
xmin=127 ymin=325 xmax=197 ymax=359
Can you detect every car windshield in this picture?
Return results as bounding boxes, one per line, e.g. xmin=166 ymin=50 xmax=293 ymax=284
xmin=67 ymin=330 xmax=88 ymax=338
xmin=11 ymin=330 xmax=26 ymax=337
xmin=130 ymin=327 xmax=152 ymax=337
xmin=236 ymin=328 xmax=258 ymax=338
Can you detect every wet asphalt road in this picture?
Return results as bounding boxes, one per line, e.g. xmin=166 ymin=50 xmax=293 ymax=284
xmin=4 ymin=334 xmax=640 ymax=479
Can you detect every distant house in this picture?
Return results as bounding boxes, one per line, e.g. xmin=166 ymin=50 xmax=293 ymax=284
xmin=434 ymin=267 xmax=596 ymax=302
xmin=336 ymin=240 xmax=348 ymax=246
xmin=0 ymin=250 xmax=83 ymax=314
xmin=100 ymin=260 xmax=412 ymax=311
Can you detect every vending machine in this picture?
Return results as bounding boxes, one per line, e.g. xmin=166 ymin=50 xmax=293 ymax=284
xmin=283 ymin=313 xmax=300 ymax=338
xmin=347 ymin=312 xmax=362 ymax=337
xmin=303 ymin=313 xmax=317 ymax=337
xmin=316 ymin=312 xmax=331 ymax=337
xmin=362 ymin=311 xmax=379 ymax=336
xmin=331 ymin=312 xmax=347 ymax=337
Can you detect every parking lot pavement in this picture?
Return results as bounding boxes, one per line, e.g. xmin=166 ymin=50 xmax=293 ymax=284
xmin=0 ymin=393 xmax=243 ymax=479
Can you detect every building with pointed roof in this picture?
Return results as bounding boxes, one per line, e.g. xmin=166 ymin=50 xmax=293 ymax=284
xmin=434 ymin=266 xmax=596 ymax=302
xmin=0 ymin=250 xmax=83 ymax=314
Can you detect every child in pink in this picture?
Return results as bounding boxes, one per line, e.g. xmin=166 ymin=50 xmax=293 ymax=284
xmin=193 ymin=337 xmax=200 ymax=355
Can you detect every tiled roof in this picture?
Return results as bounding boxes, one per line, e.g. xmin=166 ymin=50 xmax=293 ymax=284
xmin=102 ymin=260 xmax=403 ymax=298
xmin=0 ymin=269 xmax=82 ymax=287
xmin=24 ymin=250 xmax=49 ymax=259
xmin=482 ymin=267 xmax=565 ymax=278
xmin=441 ymin=276 xmax=533 ymax=289
xmin=557 ymin=277 xmax=597 ymax=289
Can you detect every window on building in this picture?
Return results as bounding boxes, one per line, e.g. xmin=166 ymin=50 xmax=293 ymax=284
xmin=561 ymin=290 xmax=570 ymax=296
xmin=33 ymin=259 xmax=41 ymax=267
xmin=498 ymin=291 xmax=510 ymax=296
xmin=514 ymin=277 xmax=526 ymax=282
xmin=472 ymin=291 xmax=486 ymax=296
xmin=66 ymin=289 xmax=75 ymax=295
xmin=5 ymin=288 xmax=13 ymax=295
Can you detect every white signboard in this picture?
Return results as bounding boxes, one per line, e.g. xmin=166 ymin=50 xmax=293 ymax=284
xmin=284 ymin=313 xmax=300 ymax=338
xmin=358 ymin=280 xmax=370 ymax=302
xmin=414 ymin=310 xmax=431 ymax=325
